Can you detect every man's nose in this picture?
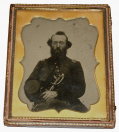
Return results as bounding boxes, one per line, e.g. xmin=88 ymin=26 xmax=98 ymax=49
xmin=56 ymin=42 xmax=60 ymax=48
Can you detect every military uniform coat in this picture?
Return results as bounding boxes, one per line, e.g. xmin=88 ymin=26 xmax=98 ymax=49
xmin=24 ymin=57 xmax=87 ymax=112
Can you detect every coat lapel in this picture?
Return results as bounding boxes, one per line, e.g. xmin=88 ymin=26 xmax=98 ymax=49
xmin=39 ymin=58 xmax=55 ymax=82
xmin=60 ymin=57 xmax=72 ymax=77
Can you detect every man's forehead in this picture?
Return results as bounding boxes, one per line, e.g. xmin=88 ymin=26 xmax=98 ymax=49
xmin=52 ymin=35 xmax=66 ymax=41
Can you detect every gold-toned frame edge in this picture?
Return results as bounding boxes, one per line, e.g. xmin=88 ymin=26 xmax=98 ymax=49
xmin=13 ymin=6 xmax=105 ymax=121
xmin=4 ymin=4 xmax=115 ymax=128
xmin=4 ymin=4 xmax=15 ymax=125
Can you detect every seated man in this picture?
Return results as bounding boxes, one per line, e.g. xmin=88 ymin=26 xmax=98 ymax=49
xmin=24 ymin=31 xmax=88 ymax=112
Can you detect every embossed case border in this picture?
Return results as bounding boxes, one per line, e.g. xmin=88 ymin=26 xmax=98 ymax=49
xmin=4 ymin=4 xmax=115 ymax=128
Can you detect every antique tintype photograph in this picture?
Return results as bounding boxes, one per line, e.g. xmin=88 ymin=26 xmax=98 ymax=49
xmin=19 ymin=17 xmax=99 ymax=112
xmin=4 ymin=4 xmax=115 ymax=128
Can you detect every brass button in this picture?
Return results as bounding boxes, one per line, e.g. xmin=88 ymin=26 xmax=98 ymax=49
xmin=57 ymin=70 xmax=59 ymax=72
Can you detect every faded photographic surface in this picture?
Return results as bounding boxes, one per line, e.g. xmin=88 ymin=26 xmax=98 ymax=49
xmin=19 ymin=17 xmax=99 ymax=112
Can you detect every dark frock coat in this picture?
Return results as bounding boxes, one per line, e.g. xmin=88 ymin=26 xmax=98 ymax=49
xmin=24 ymin=57 xmax=87 ymax=112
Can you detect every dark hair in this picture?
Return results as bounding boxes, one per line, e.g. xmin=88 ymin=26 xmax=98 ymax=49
xmin=47 ymin=31 xmax=72 ymax=49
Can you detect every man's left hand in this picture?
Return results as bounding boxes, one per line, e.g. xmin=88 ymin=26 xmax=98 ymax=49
xmin=40 ymin=91 xmax=58 ymax=101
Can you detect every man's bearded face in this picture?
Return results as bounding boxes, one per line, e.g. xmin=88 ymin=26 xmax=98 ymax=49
xmin=51 ymin=35 xmax=67 ymax=60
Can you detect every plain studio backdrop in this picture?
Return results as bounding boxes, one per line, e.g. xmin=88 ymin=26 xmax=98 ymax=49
xmin=0 ymin=0 xmax=119 ymax=131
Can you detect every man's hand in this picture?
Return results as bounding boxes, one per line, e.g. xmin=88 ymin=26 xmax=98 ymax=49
xmin=40 ymin=91 xmax=58 ymax=101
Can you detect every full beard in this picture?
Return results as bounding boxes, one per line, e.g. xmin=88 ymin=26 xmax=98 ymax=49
xmin=51 ymin=47 xmax=67 ymax=63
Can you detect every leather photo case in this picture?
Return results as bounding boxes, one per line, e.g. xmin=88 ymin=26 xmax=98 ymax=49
xmin=4 ymin=4 xmax=116 ymax=128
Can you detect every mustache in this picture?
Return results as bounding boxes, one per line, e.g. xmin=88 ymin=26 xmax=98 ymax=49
xmin=51 ymin=47 xmax=62 ymax=55
xmin=53 ymin=48 xmax=62 ymax=54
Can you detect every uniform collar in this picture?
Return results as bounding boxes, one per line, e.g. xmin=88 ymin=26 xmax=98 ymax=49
xmin=47 ymin=56 xmax=67 ymax=66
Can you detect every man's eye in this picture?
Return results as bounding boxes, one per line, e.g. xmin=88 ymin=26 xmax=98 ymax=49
xmin=59 ymin=41 xmax=64 ymax=44
xmin=53 ymin=42 xmax=57 ymax=45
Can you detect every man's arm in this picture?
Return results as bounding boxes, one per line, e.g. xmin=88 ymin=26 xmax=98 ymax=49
xmin=24 ymin=61 xmax=42 ymax=103
xmin=24 ymin=60 xmax=58 ymax=103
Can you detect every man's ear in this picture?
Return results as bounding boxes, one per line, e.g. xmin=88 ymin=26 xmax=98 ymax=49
xmin=47 ymin=39 xmax=52 ymax=47
xmin=67 ymin=41 xmax=72 ymax=49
